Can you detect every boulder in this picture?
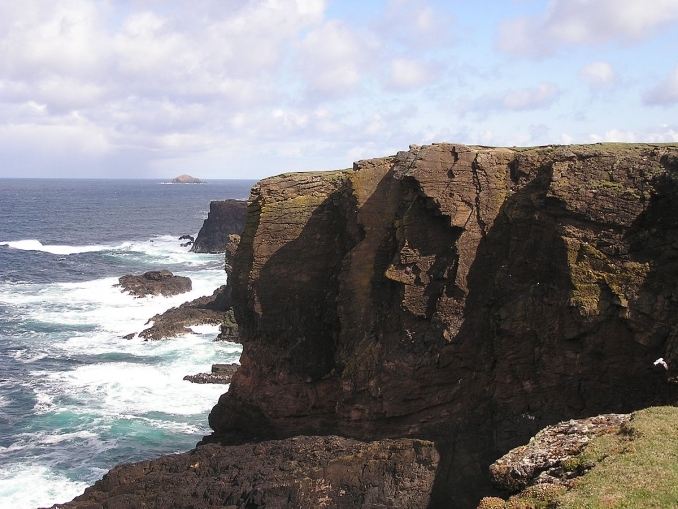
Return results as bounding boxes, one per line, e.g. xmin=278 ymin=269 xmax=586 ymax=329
xmin=116 ymin=270 xmax=192 ymax=298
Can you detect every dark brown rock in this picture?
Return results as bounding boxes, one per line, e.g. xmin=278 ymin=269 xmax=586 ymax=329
xmin=116 ymin=270 xmax=192 ymax=297
xmin=208 ymin=143 xmax=678 ymax=507
xmin=184 ymin=364 xmax=240 ymax=384
xmin=191 ymin=200 xmax=247 ymax=253
xmin=139 ymin=285 xmax=232 ymax=340
xmin=48 ymin=436 xmax=439 ymax=509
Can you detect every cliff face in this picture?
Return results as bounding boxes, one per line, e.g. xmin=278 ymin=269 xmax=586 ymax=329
xmin=209 ymin=143 xmax=678 ymax=506
xmin=191 ymin=199 xmax=247 ymax=253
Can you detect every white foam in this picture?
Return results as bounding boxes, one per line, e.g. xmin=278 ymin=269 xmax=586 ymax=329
xmin=32 ymin=391 xmax=56 ymax=414
xmin=0 ymin=394 xmax=9 ymax=408
xmin=0 ymin=269 xmax=225 ymax=336
xmin=0 ymin=239 xmax=109 ymax=255
xmin=43 ymin=334 xmax=238 ymax=418
xmin=0 ymin=464 xmax=89 ymax=509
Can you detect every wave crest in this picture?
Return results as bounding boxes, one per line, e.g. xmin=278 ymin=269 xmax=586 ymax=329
xmin=0 ymin=240 xmax=106 ymax=255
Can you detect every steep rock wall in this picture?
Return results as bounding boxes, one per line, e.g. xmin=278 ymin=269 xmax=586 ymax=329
xmin=209 ymin=143 xmax=678 ymax=507
xmin=191 ymin=199 xmax=247 ymax=253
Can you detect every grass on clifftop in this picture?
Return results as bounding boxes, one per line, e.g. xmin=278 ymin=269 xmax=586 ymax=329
xmin=481 ymin=406 xmax=678 ymax=509
xmin=559 ymin=406 xmax=678 ymax=508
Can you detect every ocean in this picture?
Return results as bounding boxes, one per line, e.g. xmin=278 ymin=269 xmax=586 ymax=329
xmin=0 ymin=179 xmax=255 ymax=509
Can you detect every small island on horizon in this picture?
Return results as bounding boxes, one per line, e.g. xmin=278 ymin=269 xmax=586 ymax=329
xmin=171 ymin=174 xmax=204 ymax=184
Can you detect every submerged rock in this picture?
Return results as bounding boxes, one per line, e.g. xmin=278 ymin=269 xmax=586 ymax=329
xmin=116 ymin=270 xmax=192 ymax=298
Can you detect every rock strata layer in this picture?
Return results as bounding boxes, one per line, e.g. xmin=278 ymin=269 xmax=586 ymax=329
xmin=191 ymin=200 xmax=247 ymax=253
xmin=116 ymin=270 xmax=191 ymax=297
xmin=208 ymin=143 xmax=678 ymax=507
xmin=50 ymin=436 xmax=439 ymax=509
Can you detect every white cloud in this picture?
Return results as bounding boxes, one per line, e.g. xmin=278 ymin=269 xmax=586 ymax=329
xmin=643 ymin=66 xmax=678 ymax=105
xmin=498 ymin=0 xmax=678 ymax=57
xmin=459 ymin=83 xmax=560 ymax=116
xmin=376 ymin=0 xmax=455 ymax=49
xmin=296 ymin=19 xmax=378 ymax=96
xmin=579 ymin=61 xmax=617 ymax=88
xmin=386 ymin=58 xmax=437 ymax=91
xmin=589 ymin=125 xmax=678 ymax=143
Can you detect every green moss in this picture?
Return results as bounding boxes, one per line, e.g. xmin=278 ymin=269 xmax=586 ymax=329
xmin=223 ymin=308 xmax=237 ymax=328
xmin=567 ymin=241 xmax=649 ymax=316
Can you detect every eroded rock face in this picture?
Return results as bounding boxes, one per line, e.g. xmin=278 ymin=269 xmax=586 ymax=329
xmin=191 ymin=200 xmax=247 ymax=253
xmin=116 ymin=270 xmax=192 ymax=297
xmin=209 ymin=143 xmax=678 ymax=507
xmin=49 ymin=436 xmax=439 ymax=509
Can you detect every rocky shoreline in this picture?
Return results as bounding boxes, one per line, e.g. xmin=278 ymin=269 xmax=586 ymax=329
xmin=53 ymin=142 xmax=678 ymax=508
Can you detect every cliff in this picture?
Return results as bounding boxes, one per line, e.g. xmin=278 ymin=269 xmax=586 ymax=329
xmin=54 ymin=143 xmax=678 ymax=509
xmin=191 ymin=199 xmax=248 ymax=253
xmin=208 ymin=143 xmax=678 ymax=506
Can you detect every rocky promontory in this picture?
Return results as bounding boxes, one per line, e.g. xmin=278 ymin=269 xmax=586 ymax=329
xmin=58 ymin=143 xmax=678 ymax=508
xmin=116 ymin=270 xmax=192 ymax=297
xmin=191 ymin=200 xmax=247 ymax=253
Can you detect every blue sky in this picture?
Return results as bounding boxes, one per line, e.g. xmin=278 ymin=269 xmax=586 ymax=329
xmin=0 ymin=0 xmax=677 ymax=179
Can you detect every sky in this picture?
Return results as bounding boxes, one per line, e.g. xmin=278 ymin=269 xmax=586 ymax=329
xmin=0 ymin=0 xmax=677 ymax=179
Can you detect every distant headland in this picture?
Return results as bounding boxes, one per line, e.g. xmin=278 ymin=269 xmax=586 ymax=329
xmin=171 ymin=174 xmax=204 ymax=184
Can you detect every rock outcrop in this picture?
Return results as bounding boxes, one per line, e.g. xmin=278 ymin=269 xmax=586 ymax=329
xmin=488 ymin=413 xmax=631 ymax=493
xmin=139 ymin=285 xmax=231 ymax=340
xmin=208 ymin=143 xmax=678 ymax=507
xmin=116 ymin=270 xmax=192 ymax=297
xmin=51 ymin=436 xmax=439 ymax=509
xmin=184 ymin=363 xmax=239 ymax=384
xmin=191 ymin=200 xmax=247 ymax=253
xmin=172 ymin=174 xmax=204 ymax=184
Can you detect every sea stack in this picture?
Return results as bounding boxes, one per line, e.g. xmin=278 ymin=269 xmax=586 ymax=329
xmin=172 ymin=174 xmax=204 ymax=184
xmin=191 ymin=200 xmax=247 ymax=253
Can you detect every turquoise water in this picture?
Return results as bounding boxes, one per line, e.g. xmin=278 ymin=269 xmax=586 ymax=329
xmin=0 ymin=179 xmax=253 ymax=508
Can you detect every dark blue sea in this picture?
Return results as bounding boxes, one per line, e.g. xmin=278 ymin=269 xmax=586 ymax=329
xmin=0 ymin=179 xmax=254 ymax=508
